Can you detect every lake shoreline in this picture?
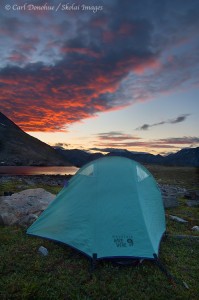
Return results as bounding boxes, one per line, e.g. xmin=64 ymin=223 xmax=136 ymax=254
xmin=0 ymin=166 xmax=78 ymax=176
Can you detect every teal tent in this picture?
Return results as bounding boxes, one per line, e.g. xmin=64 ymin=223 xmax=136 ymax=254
xmin=27 ymin=156 xmax=165 ymax=260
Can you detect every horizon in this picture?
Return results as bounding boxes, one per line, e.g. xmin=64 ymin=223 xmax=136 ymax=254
xmin=0 ymin=0 xmax=199 ymax=154
xmin=45 ymin=140 xmax=199 ymax=157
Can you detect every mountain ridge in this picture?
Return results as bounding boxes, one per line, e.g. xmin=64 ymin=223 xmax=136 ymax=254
xmin=0 ymin=112 xmax=71 ymax=166
xmin=55 ymin=147 xmax=199 ymax=167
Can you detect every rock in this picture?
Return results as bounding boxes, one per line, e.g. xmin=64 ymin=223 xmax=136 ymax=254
xmin=186 ymin=200 xmax=199 ymax=207
xmin=38 ymin=246 xmax=48 ymax=256
xmin=166 ymin=234 xmax=199 ymax=239
xmin=169 ymin=215 xmax=188 ymax=223
xmin=0 ymin=212 xmax=18 ymax=226
xmin=158 ymin=184 xmax=198 ymax=208
xmin=192 ymin=226 xmax=199 ymax=232
xmin=163 ymin=196 xmax=179 ymax=208
xmin=159 ymin=184 xmax=180 ymax=208
xmin=19 ymin=214 xmax=38 ymax=226
xmin=184 ymin=190 xmax=199 ymax=200
xmin=0 ymin=188 xmax=55 ymax=226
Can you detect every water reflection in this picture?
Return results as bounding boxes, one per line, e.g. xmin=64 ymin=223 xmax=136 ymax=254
xmin=0 ymin=166 xmax=79 ymax=176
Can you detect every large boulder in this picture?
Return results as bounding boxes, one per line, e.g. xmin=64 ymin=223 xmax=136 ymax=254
xmin=0 ymin=188 xmax=55 ymax=226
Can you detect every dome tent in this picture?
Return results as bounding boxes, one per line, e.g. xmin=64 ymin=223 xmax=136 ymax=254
xmin=27 ymin=156 xmax=166 ymax=261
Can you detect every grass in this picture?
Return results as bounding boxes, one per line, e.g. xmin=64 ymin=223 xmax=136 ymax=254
xmin=146 ymin=165 xmax=199 ymax=189
xmin=0 ymin=166 xmax=199 ymax=299
xmin=0 ymin=177 xmax=63 ymax=196
xmin=0 ymin=227 xmax=198 ymax=299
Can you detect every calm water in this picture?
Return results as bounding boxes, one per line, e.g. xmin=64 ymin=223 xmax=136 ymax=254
xmin=0 ymin=166 xmax=79 ymax=176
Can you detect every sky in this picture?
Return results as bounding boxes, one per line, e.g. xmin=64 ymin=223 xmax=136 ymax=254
xmin=0 ymin=0 xmax=199 ymax=155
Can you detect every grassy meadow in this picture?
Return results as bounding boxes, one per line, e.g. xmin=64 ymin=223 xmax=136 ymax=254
xmin=0 ymin=165 xmax=199 ymax=299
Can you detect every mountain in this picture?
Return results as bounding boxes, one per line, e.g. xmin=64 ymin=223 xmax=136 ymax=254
xmin=106 ymin=149 xmax=164 ymax=164
xmin=55 ymin=147 xmax=199 ymax=167
xmin=55 ymin=148 xmax=103 ymax=167
xmin=164 ymin=147 xmax=199 ymax=166
xmin=55 ymin=148 xmax=165 ymax=167
xmin=58 ymin=148 xmax=165 ymax=167
xmin=0 ymin=112 xmax=71 ymax=166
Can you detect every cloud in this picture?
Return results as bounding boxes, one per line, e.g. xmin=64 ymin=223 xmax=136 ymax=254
xmin=157 ymin=136 xmax=199 ymax=145
xmin=96 ymin=131 xmax=141 ymax=141
xmin=53 ymin=143 xmax=69 ymax=149
xmin=137 ymin=122 xmax=164 ymax=131
xmin=0 ymin=1 xmax=198 ymax=130
xmin=90 ymin=147 xmax=128 ymax=153
xmin=139 ymin=124 xmax=149 ymax=130
xmin=93 ymin=136 xmax=199 ymax=150
xmin=137 ymin=114 xmax=190 ymax=130
xmin=0 ymin=15 xmax=156 ymax=131
xmin=170 ymin=114 xmax=190 ymax=124
xmin=93 ymin=141 xmax=177 ymax=149
xmin=8 ymin=50 xmax=29 ymax=64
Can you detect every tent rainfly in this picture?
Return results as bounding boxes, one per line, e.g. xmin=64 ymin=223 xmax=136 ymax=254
xmin=27 ymin=156 xmax=166 ymax=261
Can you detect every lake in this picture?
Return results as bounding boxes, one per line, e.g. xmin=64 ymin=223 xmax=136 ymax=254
xmin=0 ymin=166 xmax=79 ymax=176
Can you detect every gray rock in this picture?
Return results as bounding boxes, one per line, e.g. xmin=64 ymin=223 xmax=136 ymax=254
xmin=169 ymin=215 xmax=188 ymax=223
xmin=184 ymin=190 xmax=199 ymax=200
xmin=19 ymin=214 xmax=38 ymax=226
xmin=159 ymin=184 xmax=188 ymax=208
xmin=0 ymin=212 xmax=18 ymax=226
xmin=0 ymin=188 xmax=55 ymax=226
xmin=163 ymin=196 xmax=179 ymax=208
xmin=38 ymin=246 xmax=48 ymax=256
xmin=186 ymin=200 xmax=199 ymax=207
xmin=192 ymin=226 xmax=199 ymax=232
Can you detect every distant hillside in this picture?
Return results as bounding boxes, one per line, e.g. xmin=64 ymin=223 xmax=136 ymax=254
xmin=106 ymin=149 xmax=164 ymax=165
xmin=0 ymin=112 xmax=71 ymax=166
xmin=106 ymin=148 xmax=199 ymax=167
xmin=55 ymin=147 xmax=199 ymax=167
xmin=164 ymin=147 xmax=199 ymax=166
xmin=55 ymin=148 xmax=103 ymax=167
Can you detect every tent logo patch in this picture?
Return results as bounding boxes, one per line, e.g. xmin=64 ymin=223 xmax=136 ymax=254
xmin=113 ymin=235 xmax=134 ymax=248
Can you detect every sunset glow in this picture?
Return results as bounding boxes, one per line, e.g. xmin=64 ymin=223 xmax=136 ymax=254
xmin=0 ymin=0 xmax=199 ymax=154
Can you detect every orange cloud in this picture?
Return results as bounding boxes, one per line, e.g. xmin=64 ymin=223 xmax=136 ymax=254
xmin=60 ymin=47 xmax=101 ymax=58
xmin=134 ymin=58 xmax=161 ymax=75
xmin=118 ymin=23 xmax=135 ymax=35
xmin=0 ymin=62 xmax=124 ymax=131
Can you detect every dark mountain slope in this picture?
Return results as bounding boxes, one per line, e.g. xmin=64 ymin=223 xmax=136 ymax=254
xmin=106 ymin=150 xmax=164 ymax=164
xmin=164 ymin=147 xmax=199 ymax=166
xmin=55 ymin=148 xmax=103 ymax=167
xmin=0 ymin=112 xmax=70 ymax=166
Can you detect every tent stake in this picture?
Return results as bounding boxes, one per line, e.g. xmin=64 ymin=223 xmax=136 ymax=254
xmin=89 ymin=253 xmax=98 ymax=278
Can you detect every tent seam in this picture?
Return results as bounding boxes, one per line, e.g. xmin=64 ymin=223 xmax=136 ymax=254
xmin=134 ymin=163 xmax=155 ymax=256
